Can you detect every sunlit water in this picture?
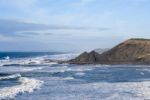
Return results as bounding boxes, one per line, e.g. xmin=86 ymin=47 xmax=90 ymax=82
xmin=0 ymin=52 xmax=150 ymax=100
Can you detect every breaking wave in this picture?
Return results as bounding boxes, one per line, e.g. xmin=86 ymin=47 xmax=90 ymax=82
xmin=0 ymin=77 xmax=43 ymax=100
xmin=0 ymin=73 xmax=21 ymax=80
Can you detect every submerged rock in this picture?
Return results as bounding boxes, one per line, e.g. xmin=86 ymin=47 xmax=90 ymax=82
xmin=69 ymin=38 xmax=150 ymax=64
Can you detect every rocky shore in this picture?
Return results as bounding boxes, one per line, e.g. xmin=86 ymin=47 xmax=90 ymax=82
xmin=68 ymin=38 xmax=150 ymax=65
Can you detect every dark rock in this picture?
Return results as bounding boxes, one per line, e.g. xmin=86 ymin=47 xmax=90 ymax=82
xmin=69 ymin=38 xmax=150 ymax=65
xmin=69 ymin=51 xmax=100 ymax=64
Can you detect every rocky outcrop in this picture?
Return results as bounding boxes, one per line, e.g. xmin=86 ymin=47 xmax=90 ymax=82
xmin=69 ymin=51 xmax=100 ymax=64
xmin=69 ymin=38 xmax=150 ymax=65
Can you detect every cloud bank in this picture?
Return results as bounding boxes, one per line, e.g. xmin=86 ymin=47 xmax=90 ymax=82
xmin=0 ymin=19 xmax=110 ymax=37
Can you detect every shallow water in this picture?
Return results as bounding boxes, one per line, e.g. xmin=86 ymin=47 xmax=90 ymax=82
xmin=1 ymin=52 xmax=150 ymax=100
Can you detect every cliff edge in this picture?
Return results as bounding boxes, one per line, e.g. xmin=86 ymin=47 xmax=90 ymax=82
xmin=69 ymin=38 xmax=150 ymax=64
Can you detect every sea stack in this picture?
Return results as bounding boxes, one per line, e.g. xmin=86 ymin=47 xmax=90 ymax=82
xmin=69 ymin=38 xmax=150 ymax=64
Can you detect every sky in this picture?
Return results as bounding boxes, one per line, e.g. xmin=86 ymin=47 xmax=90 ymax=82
xmin=0 ymin=0 xmax=150 ymax=52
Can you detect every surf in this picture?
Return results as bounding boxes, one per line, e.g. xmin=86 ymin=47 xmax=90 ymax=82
xmin=0 ymin=77 xmax=43 ymax=100
xmin=0 ymin=73 xmax=21 ymax=80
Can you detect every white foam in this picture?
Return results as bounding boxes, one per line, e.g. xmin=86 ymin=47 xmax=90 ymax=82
xmin=62 ymin=77 xmax=74 ymax=80
xmin=138 ymin=68 xmax=150 ymax=72
xmin=140 ymin=72 xmax=145 ymax=75
xmin=0 ymin=53 xmax=78 ymax=67
xmin=3 ymin=56 xmax=10 ymax=60
xmin=48 ymin=53 xmax=79 ymax=61
xmin=66 ymin=67 xmax=93 ymax=72
xmin=42 ymin=77 xmax=150 ymax=100
xmin=20 ymin=67 xmax=43 ymax=72
xmin=0 ymin=55 xmax=56 ymax=67
xmin=42 ymin=65 xmax=94 ymax=74
xmin=46 ymin=77 xmax=75 ymax=81
xmin=89 ymin=81 xmax=150 ymax=100
xmin=42 ymin=66 xmax=68 ymax=73
xmin=0 ymin=77 xmax=43 ymax=100
xmin=0 ymin=67 xmax=44 ymax=73
xmin=75 ymin=72 xmax=85 ymax=76
xmin=0 ymin=73 xmax=21 ymax=80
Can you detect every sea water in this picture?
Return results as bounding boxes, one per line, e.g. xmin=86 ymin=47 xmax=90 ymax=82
xmin=0 ymin=52 xmax=150 ymax=100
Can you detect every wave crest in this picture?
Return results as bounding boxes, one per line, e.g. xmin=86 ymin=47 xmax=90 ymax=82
xmin=0 ymin=77 xmax=43 ymax=99
xmin=0 ymin=73 xmax=21 ymax=80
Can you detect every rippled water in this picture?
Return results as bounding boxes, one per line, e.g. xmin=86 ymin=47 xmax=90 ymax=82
xmin=1 ymin=52 xmax=150 ymax=100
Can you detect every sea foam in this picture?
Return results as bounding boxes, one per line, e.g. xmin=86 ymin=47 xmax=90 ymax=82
xmin=0 ymin=77 xmax=43 ymax=100
xmin=0 ymin=73 xmax=21 ymax=80
xmin=44 ymin=76 xmax=150 ymax=100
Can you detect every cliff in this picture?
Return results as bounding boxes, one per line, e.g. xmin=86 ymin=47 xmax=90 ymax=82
xmin=69 ymin=51 xmax=101 ymax=64
xmin=69 ymin=38 xmax=150 ymax=64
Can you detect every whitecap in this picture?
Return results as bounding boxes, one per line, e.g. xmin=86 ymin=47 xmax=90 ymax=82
xmin=62 ymin=77 xmax=74 ymax=80
xmin=0 ymin=67 xmax=44 ymax=73
xmin=90 ymin=81 xmax=150 ymax=100
xmin=3 ymin=56 xmax=10 ymax=60
xmin=0 ymin=77 xmax=43 ymax=100
xmin=75 ymin=72 xmax=85 ymax=76
xmin=20 ymin=67 xmax=43 ymax=72
xmin=66 ymin=67 xmax=93 ymax=72
xmin=41 ymin=77 xmax=150 ymax=100
xmin=0 ymin=55 xmax=57 ymax=67
xmin=0 ymin=73 xmax=21 ymax=80
xmin=48 ymin=53 xmax=79 ymax=61
xmin=140 ymin=72 xmax=145 ymax=75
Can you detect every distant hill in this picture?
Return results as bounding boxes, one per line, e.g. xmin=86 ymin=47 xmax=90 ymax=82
xmin=69 ymin=38 xmax=150 ymax=65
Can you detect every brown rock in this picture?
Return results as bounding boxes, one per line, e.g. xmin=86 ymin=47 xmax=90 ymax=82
xmin=69 ymin=38 xmax=150 ymax=65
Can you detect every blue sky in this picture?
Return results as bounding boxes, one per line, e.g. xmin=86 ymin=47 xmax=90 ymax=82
xmin=0 ymin=0 xmax=150 ymax=52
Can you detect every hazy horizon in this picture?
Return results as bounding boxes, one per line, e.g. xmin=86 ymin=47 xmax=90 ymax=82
xmin=0 ymin=0 xmax=150 ymax=52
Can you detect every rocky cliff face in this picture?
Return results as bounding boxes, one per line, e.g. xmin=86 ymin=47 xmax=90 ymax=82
xmin=69 ymin=38 xmax=150 ymax=64
xmin=69 ymin=51 xmax=100 ymax=64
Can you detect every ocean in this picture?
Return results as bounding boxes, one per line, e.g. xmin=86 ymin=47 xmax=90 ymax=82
xmin=0 ymin=52 xmax=150 ymax=100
